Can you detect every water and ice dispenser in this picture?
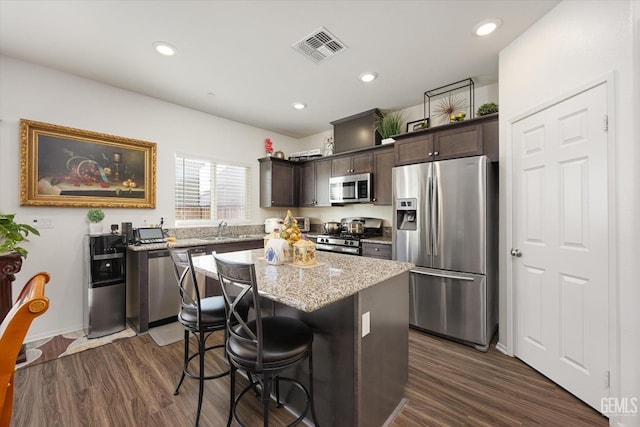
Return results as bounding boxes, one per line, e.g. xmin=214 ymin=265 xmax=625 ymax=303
xmin=396 ymin=198 xmax=417 ymax=230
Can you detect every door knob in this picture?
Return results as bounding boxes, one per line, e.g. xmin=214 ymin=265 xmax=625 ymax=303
xmin=510 ymin=248 xmax=522 ymax=257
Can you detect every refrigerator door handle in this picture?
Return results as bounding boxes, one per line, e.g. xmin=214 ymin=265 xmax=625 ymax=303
xmin=432 ymin=172 xmax=439 ymax=257
xmin=411 ymin=269 xmax=475 ymax=281
xmin=426 ymin=174 xmax=432 ymax=256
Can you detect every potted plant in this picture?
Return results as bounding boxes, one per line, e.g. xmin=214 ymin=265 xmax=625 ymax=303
xmin=0 ymin=213 xmax=40 ymax=259
xmin=477 ymin=102 xmax=499 ymax=116
xmin=87 ymin=208 xmax=105 ymax=235
xmin=374 ymin=111 xmax=404 ymax=144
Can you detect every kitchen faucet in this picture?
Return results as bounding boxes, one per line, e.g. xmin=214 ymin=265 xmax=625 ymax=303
xmin=217 ymin=220 xmax=228 ymax=237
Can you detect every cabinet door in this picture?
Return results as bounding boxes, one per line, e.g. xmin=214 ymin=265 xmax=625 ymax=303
xmin=299 ymin=159 xmax=331 ymax=207
xmin=433 ymin=123 xmax=483 ymax=161
xmin=271 ymin=161 xmax=297 ymax=206
xmin=260 ymin=158 xmax=297 ymax=207
xmin=314 ymin=159 xmax=332 ymax=206
xmin=331 ymin=156 xmax=352 ymax=176
xmin=298 ymin=162 xmax=316 ymax=206
xmin=372 ymin=147 xmax=394 ymax=205
xmin=394 ymin=133 xmax=434 ymax=166
xmin=362 ymin=242 xmax=392 ymax=259
xmin=351 ymin=152 xmax=373 ymax=174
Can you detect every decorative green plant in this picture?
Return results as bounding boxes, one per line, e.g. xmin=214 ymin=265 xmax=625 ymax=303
xmin=87 ymin=208 xmax=105 ymax=223
xmin=477 ymin=102 xmax=499 ymax=116
xmin=0 ymin=213 xmax=40 ymax=258
xmin=374 ymin=111 xmax=404 ymax=139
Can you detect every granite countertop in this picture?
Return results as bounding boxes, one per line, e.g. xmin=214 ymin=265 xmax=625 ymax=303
xmin=192 ymin=249 xmax=414 ymax=313
xmin=127 ymin=234 xmax=265 ymax=252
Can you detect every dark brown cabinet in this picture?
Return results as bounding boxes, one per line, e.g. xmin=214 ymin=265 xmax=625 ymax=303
xmin=299 ymin=159 xmax=331 ymax=207
xmin=394 ymin=114 xmax=498 ymax=166
xmin=361 ymin=242 xmax=392 ymax=260
xmin=372 ymin=147 xmax=394 ymax=205
xmin=259 ymin=157 xmax=298 ymax=207
xmin=331 ymin=152 xmax=373 ymax=176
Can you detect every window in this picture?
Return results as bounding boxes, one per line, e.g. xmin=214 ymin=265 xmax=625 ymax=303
xmin=175 ymin=154 xmax=251 ymax=225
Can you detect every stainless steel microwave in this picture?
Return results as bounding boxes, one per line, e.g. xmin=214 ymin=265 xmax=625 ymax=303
xmin=329 ymin=173 xmax=372 ymax=204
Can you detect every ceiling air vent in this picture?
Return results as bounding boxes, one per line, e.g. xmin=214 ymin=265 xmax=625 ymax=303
xmin=292 ymin=26 xmax=347 ymax=64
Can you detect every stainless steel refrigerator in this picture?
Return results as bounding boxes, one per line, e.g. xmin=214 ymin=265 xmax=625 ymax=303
xmin=392 ymin=156 xmax=497 ymax=351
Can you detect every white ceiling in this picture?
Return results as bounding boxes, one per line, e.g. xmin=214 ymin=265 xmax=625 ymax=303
xmin=0 ymin=0 xmax=559 ymax=138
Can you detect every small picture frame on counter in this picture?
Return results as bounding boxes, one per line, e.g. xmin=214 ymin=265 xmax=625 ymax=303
xmin=406 ymin=118 xmax=430 ymax=133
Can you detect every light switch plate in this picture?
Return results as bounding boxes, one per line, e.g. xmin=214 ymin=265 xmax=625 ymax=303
xmin=31 ymin=217 xmax=53 ymax=229
xmin=362 ymin=311 xmax=370 ymax=337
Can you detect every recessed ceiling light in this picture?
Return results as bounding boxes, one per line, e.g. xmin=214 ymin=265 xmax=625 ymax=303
xmin=292 ymin=102 xmax=307 ymax=110
xmin=359 ymin=72 xmax=378 ymax=83
xmin=474 ymin=19 xmax=502 ymax=36
xmin=152 ymin=41 xmax=177 ymax=56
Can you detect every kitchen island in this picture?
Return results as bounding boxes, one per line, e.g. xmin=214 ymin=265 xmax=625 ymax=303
xmin=126 ymin=235 xmax=264 ymax=333
xmin=193 ymin=249 xmax=413 ymax=427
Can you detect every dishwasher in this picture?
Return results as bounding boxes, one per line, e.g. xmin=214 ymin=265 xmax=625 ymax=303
xmin=147 ymin=247 xmax=207 ymax=327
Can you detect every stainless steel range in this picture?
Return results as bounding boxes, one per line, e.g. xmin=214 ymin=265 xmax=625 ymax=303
xmin=316 ymin=217 xmax=383 ymax=256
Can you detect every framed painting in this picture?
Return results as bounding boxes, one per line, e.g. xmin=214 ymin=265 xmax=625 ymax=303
xmin=19 ymin=119 xmax=156 ymax=208
xmin=406 ymin=118 xmax=430 ymax=133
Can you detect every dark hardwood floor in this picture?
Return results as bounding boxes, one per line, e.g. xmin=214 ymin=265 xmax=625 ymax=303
xmin=11 ymin=329 xmax=607 ymax=426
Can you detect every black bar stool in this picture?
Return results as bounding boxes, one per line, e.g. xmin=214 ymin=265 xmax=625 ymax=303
xmin=168 ymin=248 xmax=234 ymax=427
xmin=214 ymin=253 xmax=320 ymax=427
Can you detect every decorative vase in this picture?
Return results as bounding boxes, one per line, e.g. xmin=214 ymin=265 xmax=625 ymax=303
xmin=89 ymin=222 xmax=103 ymax=235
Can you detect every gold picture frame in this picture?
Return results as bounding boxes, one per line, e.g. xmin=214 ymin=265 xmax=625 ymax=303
xmin=20 ymin=119 xmax=156 ymax=208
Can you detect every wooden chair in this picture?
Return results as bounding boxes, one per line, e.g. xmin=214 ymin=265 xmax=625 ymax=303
xmin=0 ymin=272 xmax=51 ymax=427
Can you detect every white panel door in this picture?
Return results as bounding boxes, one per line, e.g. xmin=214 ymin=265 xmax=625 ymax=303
xmin=512 ymin=83 xmax=609 ymax=411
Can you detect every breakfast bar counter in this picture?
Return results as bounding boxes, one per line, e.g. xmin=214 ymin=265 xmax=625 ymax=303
xmin=192 ymin=249 xmax=413 ymax=427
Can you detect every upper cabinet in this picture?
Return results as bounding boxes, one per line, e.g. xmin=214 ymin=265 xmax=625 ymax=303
xmin=394 ymin=114 xmax=498 ymax=166
xmin=372 ymin=146 xmax=394 ymax=205
xmin=299 ymin=159 xmax=331 ymax=207
xmin=259 ymin=157 xmax=298 ymax=207
xmin=331 ymin=151 xmax=373 ymax=176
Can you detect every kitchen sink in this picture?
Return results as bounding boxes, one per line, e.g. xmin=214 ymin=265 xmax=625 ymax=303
xmin=200 ymin=236 xmax=234 ymax=242
xmin=200 ymin=234 xmax=264 ymax=243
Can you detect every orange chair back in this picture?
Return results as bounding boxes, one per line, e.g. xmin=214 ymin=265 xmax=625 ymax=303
xmin=0 ymin=272 xmax=50 ymax=427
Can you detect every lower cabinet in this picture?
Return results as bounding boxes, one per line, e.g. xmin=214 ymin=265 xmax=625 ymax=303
xmin=361 ymin=242 xmax=392 ymax=260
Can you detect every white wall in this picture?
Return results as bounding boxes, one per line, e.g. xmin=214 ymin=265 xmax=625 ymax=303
xmin=0 ymin=56 xmax=300 ymax=340
xmin=499 ymin=1 xmax=639 ymax=425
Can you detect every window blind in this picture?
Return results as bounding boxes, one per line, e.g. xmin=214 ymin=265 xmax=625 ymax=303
xmin=175 ymin=155 xmax=251 ymax=223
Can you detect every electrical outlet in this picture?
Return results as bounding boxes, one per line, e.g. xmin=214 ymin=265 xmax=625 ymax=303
xmin=31 ymin=217 xmax=53 ymax=229
xmin=362 ymin=311 xmax=370 ymax=337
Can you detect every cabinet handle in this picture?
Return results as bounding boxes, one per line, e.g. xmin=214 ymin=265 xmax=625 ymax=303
xmin=434 ymin=151 xmax=439 ymax=156
xmin=428 ymin=152 xmax=433 ymax=156
xmin=374 ymin=248 xmax=379 ymax=251
xmin=372 ymin=198 xmax=376 ymax=202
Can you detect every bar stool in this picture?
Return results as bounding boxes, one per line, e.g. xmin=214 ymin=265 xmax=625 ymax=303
xmin=214 ymin=253 xmax=320 ymax=427
xmin=168 ymin=248 xmax=235 ymax=427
